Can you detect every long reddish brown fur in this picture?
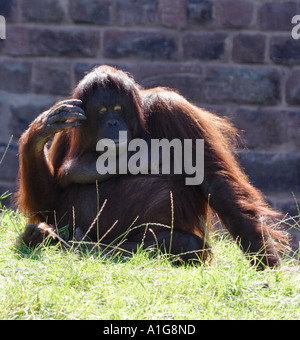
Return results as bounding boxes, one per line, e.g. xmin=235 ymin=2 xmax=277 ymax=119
xmin=141 ymin=87 xmax=290 ymax=258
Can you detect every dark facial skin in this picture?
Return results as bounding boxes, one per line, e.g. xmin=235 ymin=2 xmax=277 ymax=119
xmin=58 ymin=88 xmax=134 ymax=187
xmin=80 ymin=88 xmax=133 ymax=146
xmin=97 ymin=103 xmax=129 ymax=142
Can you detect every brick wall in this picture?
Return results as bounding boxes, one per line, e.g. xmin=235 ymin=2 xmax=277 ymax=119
xmin=0 ymin=0 xmax=299 ymax=246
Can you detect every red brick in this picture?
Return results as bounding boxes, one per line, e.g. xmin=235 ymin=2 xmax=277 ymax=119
xmin=238 ymin=151 xmax=300 ymax=192
xmin=286 ymin=69 xmax=300 ymax=105
xmin=33 ymin=61 xmax=72 ymax=96
xmin=270 ymin=36 xmax=300 ymax=65
xmin=116 ymin=0 xmax=158 ymax=26
xmin=22 ymin=0 xmax=66 ymax=23
xmin=69 ymin=0 xmax=112 ymax=25
xmin=0 ymin=0 xmax=18 ymax=22
xmin=183 ymin=32 xmax=227 ymax=61
xmin=0 ymin=60 xmax=32 ymax=93
xmin=159 ymin=0 xmax=187 ymax=28
xmin=104 ymin=30 xmax=179 ymax=61
xmin=186 ymin=0 xmax=213 ymax=26
xmin=232 ymin=34 xmax=266 ymax=64
xmin=217 ymin=0 xmax=255 ymax=28
xmin=259 ymin=1 xmax=299 ymax=31
xmin=234 ymin=108 xmax=300 ymax=151
xmin=5 ymin=26 xmax=100 ymax=58
xmin=0 ymin=143 xmax=19 ymax=182
xmin=203 ymin=66 xmax=281 ymax=105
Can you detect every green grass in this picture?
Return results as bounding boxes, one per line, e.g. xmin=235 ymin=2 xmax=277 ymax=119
xmin=0 ymin=206 xmax=299 ymax=320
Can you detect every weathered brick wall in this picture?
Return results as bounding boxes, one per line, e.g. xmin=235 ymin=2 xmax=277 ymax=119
xmin=0 ymin=1 xmax=299 ymax=245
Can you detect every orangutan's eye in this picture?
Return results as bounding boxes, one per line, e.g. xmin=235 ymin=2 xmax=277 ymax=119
xmin=99 ymin=106 xmax=108 ymax=114
xmin=114 ymin=105 xmax=122 ymax=112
